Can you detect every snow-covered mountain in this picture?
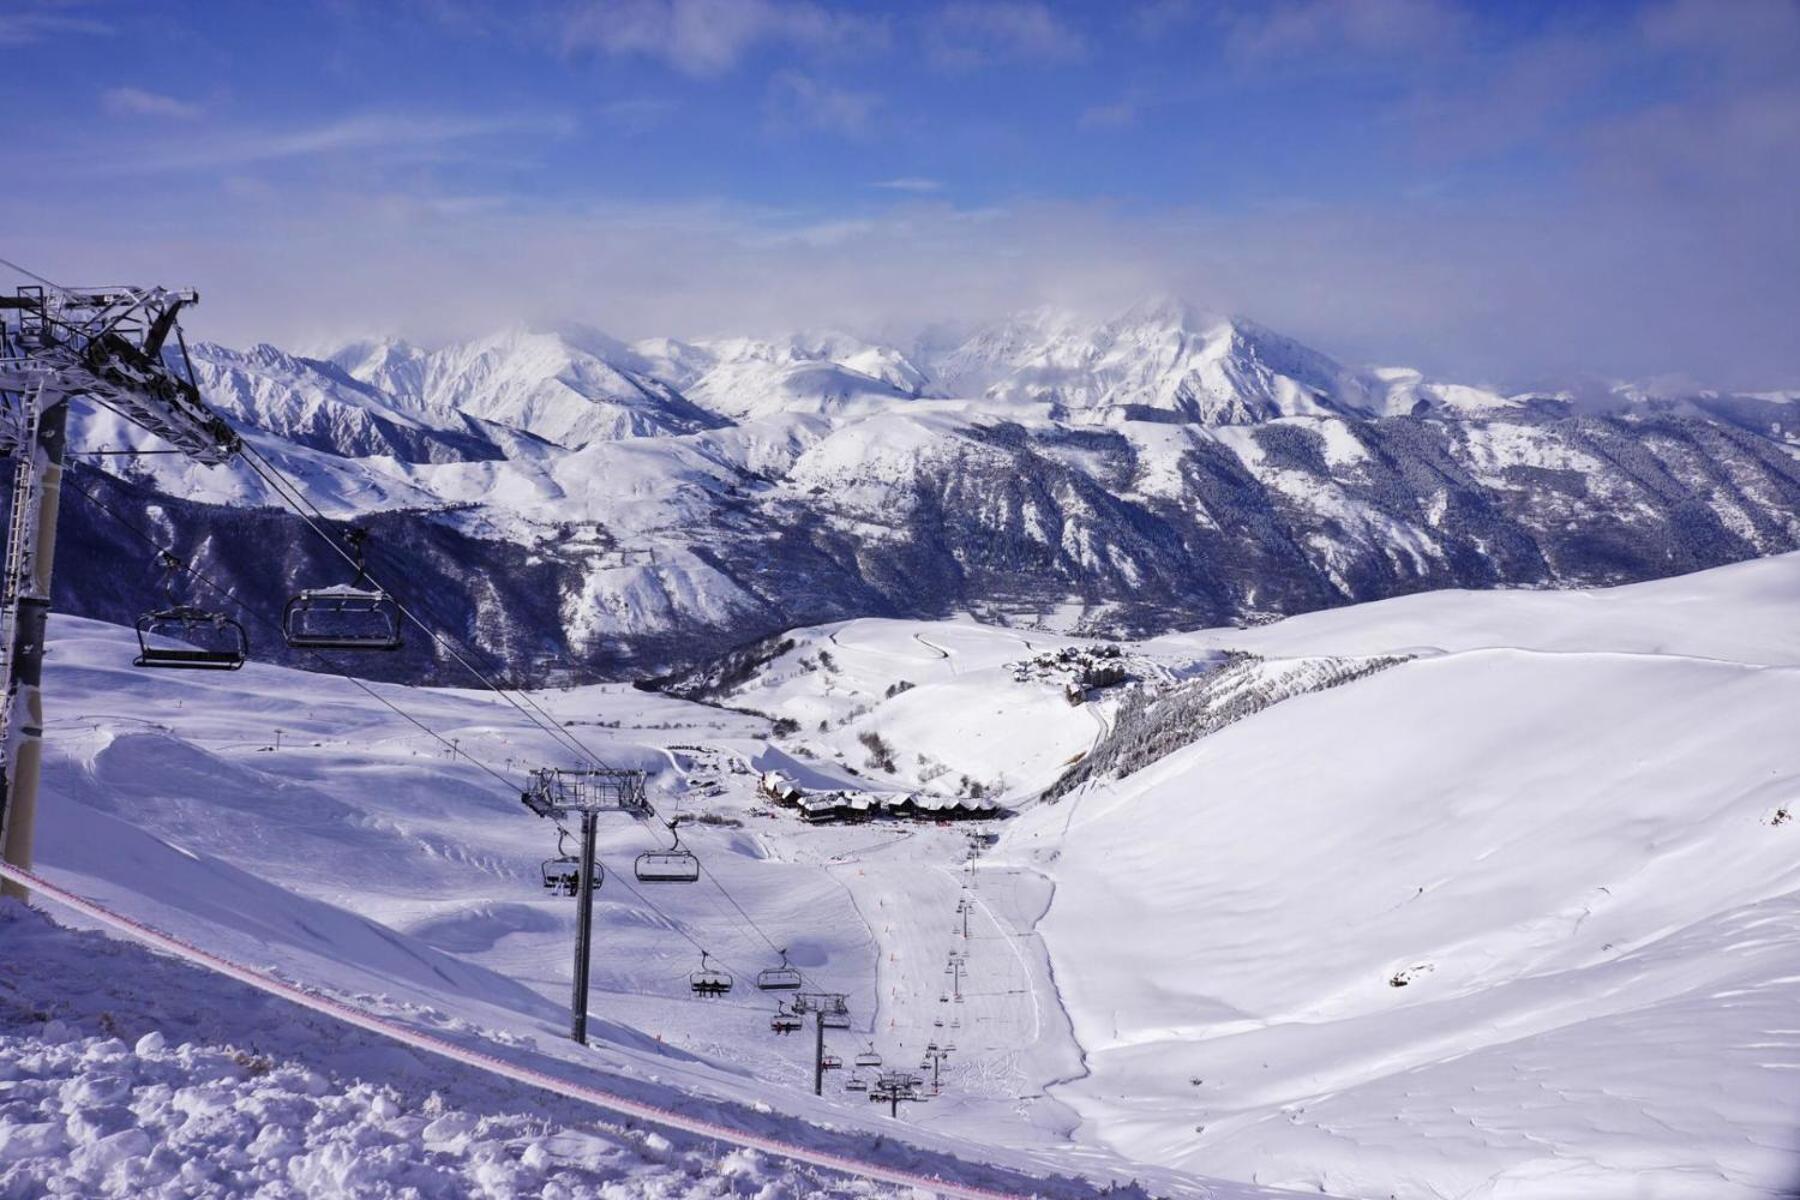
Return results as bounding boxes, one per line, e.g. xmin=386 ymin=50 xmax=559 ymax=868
xmin=927 ymin=298 xmax=1390 ymax=423
xmin=55 ymin=300 xmax=1800 ymax=681
xmin=331 ymin=328 xmax=727 ymax=448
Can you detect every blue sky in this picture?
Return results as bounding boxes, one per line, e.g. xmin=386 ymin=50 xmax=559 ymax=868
xmin=3 ymin=0 xmax=1797 ymax=387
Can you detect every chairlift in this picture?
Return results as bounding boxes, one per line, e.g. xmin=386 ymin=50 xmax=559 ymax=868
xmin=822 ymin=1007 xmax=851 ymax=1030
xmin=821 ymin=1053 xmax=842 ymax=1071
xmin=756 ymin=949 xmax=803 ymax=992
xmin=689 ymin=951 xmax=733 ymax=998
xmin=540 ymin=829 xmax=594 ymax=897
xmin=845 ymin=1076 xmax=869 ymax=1093
xmin=282 ymin=527 xmax=402 ymax=652
xmin=770 ymin=1004 xmax=803 ymax=1036
xmin=133 ymin=554 xmax=248 ymax=671
xmin=854 ymin=1044 xmax=883 ymax=1070
xmin=541 ymin=856 xmax=580 ymax=896
xmin=636 ymin=824 xmax=701 ymax=884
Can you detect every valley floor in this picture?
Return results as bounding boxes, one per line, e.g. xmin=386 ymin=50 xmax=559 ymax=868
xmin=7 ymin=553 xmax=1800 ymax=1198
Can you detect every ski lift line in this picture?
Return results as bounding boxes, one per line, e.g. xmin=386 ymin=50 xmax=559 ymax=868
xmin=235 ymin=452 xmax=717 ymax=856
xmin=0 ymin=863 xmax=1032 ymax=1200
xmin=0 ymin=254 xmax=66 ymax=291
xmin=234 ymin=446 xmax=611 ymax=774
xmin=64 ymin=476 xmax=254 ymax=614
xmin=93 ymin=446 xmax=832 ymax=1003
xmin=235 ymin=450 xmax=833 ymax=995
xmin=66 ymin=475 xmax=525 ymax=794
xmin=236 ymin=442 xmax=687 ymax=811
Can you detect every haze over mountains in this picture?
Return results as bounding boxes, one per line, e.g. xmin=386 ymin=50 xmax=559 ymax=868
xmin=60 ymin=298 xmax=1800 ymax=681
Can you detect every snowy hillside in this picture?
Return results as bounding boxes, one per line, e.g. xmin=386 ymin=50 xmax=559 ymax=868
xmin=54 ymin=298 xmax=1800 ymax=682
xmin=8 ymin=555 xmax=1800 ymax=1197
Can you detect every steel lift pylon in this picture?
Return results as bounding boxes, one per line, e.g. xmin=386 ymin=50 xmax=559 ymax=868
xmin=0 ymin=274 xmax=240 ymax=901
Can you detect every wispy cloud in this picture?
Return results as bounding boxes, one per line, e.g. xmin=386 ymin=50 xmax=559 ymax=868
xmin=869 ymin=177 xmax=943 ymax=193
xmin=1226 ymin=0 xmax=1465 ymax=62
xmin=764 ymin=72 xmax=879 ymax=137
xmin=1078 ymin=100 xmax=1136 ymax=130
xmin=116 ymin=112 xmax=575 ymax=172
xmin=595 ymin=97 xmax=677 ymax=135
xmin=101 ymin=87 xmax=204 ymax=120
xmin=0 ymin=1 xmax=113 ymax=46
xmin=926 ymin=1 xmax=1085 ymax=69
xmin=563 ymin=0 xmax=887 ymax=75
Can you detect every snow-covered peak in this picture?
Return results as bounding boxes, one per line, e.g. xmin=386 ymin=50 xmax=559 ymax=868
xmin=190 ymin=341 xmax=430 ymax=432
xmin=657 ymin=330 xmax=934 ymax=421
xmin=1361 ymin=365 xmax=1520 ymax=416
xmin=926 ymin=301 xmax=1377 ymax=424
xmin=334 ymin=326 xmax=728 ymax=449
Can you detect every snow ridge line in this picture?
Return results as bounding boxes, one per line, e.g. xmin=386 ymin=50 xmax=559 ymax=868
xmin=0 ymin=862 xmax=1037 ymax=1200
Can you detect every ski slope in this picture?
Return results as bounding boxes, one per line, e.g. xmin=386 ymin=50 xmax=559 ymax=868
xmin=8 ymin=554 xmax=1800 ymax=1198
xmin=4 ymin=616 xmax=1261 ymax=1200
xmin=1013 ymin=554 xmax=1800 ymax=1198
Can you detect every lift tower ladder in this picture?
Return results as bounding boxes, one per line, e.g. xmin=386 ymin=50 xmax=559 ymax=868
xmin=0 ymin=276 xmax=240 ymax=900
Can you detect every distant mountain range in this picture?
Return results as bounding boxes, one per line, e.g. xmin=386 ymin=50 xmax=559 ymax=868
xmin=55 ymin=299 xmax=1800 ymax=682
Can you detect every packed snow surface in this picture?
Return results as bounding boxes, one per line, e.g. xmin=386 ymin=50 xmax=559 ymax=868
xmin=9 ymin=553 xmax=1800 ymax=1198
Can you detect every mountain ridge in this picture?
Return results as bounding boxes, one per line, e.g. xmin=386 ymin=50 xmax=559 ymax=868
xmin=56 ymin=299 xmax=1800 ymax=683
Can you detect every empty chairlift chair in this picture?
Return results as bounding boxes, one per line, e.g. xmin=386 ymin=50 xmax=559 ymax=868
xmin=845 ymin=1075 xmax=869 ymax=1094
xmin=689 ymin=952 xmax=733 ymax=998
xmin=854 ymin=1044 xmax=883 ymax=1070
xmin=756 ymin=950 xmax=803 ymax=993
xmin=636 ymin=825 xmax=701 ymax=884
xmin=133 ymin=553 xmax=248 ymax=671
xmin=282 ymin=527 xmax=403 ymax=652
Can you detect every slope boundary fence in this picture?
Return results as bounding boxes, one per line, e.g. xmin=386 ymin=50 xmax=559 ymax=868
xmin=0 ymin=861 xmax=1039 ymax=1200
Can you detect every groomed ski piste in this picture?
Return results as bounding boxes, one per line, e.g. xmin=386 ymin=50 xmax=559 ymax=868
xmin=8 ymin=551 xmax=1800 ymax=1199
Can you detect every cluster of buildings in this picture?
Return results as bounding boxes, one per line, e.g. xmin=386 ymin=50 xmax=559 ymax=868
xmin=757 ymin=771 xmax=1004 ymax=823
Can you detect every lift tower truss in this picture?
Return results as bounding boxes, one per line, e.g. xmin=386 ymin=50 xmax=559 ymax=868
xmin=0 ymin=279 xmax=239 ymax=900
xmin=520 ymin=766 xmax=651 ymax=1043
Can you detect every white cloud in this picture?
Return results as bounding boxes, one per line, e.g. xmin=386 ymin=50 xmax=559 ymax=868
xmin=869 ymin=177 xmax=943 ymax=193
xmin=1078 ymin=100 xmax=1135 ymax=130
xmin=101 ymin=87 xmax=204 ymax=120
xmin=0 ymin=3 xmax=112 ymax=46
xmin=563 ymin=0 xmax=886 ymax=75
xmin=106 ymin=111 xmax=576 ymax=172
xmin=1226 ymin=0 xmax=1465 ymax=62
xmin=926 ymin=1 xmax=1085 ymax=68
xmin=595 ymin=97 xmax=677 ymax=134
xmin=763 ymin=72 xmax=879 ymax=137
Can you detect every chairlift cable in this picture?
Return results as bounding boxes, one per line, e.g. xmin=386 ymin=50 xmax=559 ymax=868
xmin=66 ymin=475 xmax=523 ymax=793
xmin=0 ymin=253 xmax=68 ymax=292
xmin=234 ymin=445 xmax=829 ymax=985
xmin=97 ymin=438 xmax=845 ymax=1000
xmin=236 ymin=445 xmax=609 ymax=770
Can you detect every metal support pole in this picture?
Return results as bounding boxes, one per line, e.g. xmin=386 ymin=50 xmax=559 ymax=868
xmin=813 ymin=1010 xmax=826 ymax=1096
xmin=889 ymin=1092 xmax=900 ymax=1119
xmin=1 ymin=400 xmax=67 ymax=903
xmin=570 ymin=810 xmax=599 ymax=1043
